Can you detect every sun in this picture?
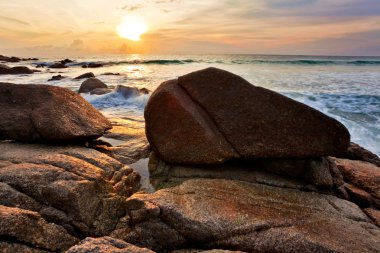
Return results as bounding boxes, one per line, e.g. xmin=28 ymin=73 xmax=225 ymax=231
xmin=117 ymin=16 xmax=148 ymax=41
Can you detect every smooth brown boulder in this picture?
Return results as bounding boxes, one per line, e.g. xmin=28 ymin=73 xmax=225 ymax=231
xmin=0 ymin=64 xmax=34 ymax=74
xmin=113 ymin=179 xmax=380 ymax=252
xmin=74 ymin=72 xmax=95 ymax=80
xmin=79 ymin=77 xmax=108 ymax=93
xmin=145 ymin=67 xmax=350 ymax=164
xmin=0 ymin=82 xmax=111 ymax=142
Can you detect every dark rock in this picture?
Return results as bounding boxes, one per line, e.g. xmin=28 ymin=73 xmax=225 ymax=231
xmin=90 ymin=87 xmax=112 ymax=95
xmin=115 ymin=85 xmax=141 ymax=98
xmin=60 ymin=59 xmax=73 ymax=65
xmin=0 ymin=55 xmax=20 ymax=62
xmin=49 ymin=62 xmax=67 ymax=68
xmin=79 ymin=77 xmax=108 ymax=93
xmin=145 ymin=68 xmax=350 ymax=164
xmin=83 ymin=62 xmax=104 ymax=68
xmin=0 ymin=82 xmax=112 ymax=142
xmin=113 ymin=179 xmax=379 ymax=252
xmin=139 ymin=88 xmax=150 ymax=94
xmin=74 ymin=72 xmax=95 ymax=80
xmin=340 ymin=142 xmax=380 ymax=167
xmin=102 ymin=72 xmax=120 ymax=76
xmin=66 ymin=237 xmax=154 ymax=253
xmin=345 ymin=183 xmax=373 ymax=207
xmin=0 ymin=205 xmax=79 ymax=251
xmin=0 ymin=64 xmax=34 ymax=74
xmin=334 ymin=158 xmax=380 ymax=208
xmin=48 ymin=74 xmax=65 ymax=81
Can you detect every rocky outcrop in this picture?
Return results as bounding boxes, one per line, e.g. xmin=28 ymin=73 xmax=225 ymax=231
xmin=0 ymin=55 xmax=21 ymax=62
xmin=74 ymin=72 xmax=95 ymax=80
xmin=0 ymin=64 xmax=34 ymax=74
xmin=113 ymin=179 xmax=380 ymax=252
xmin=0 ymin=83 xmax=111 ymax=142
xmin=115 ymin=85 xmax=146 ymax=98
xmin=82 ymin=62 xmax=103 ymax=68
xmin=145 ymin=67 xmax=350 ymax=165
xmin=79 ymin=77 xmax=108 ymax=93
xmin=0 ymin=141 xmax=142 ymax=253
xmin=66 ymin=237 xmax=154 ymax=253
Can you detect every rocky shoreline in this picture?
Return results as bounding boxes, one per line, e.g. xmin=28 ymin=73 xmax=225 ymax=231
xmin=0 ymin=67 xmax=379 ymax=252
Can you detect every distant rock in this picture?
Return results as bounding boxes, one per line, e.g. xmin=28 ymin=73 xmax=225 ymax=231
xmin=115 ymin=85 xmax=141 ymax=98
xmin=79 ymin=77 xmax=108 ymax=93
xmin=60 ymin=59 xmax=73 ymax=65
xmin=48 ymin=74 xmax=65 ymax=81
xmin=0 ymin=64 xmax=34 ymax=74
xmin=49 ymin=62 xmax=67 ymax=68
xmin=66 ymin=237 xmax=154 ymax=253
xmin=139 ymin=88 xmax=150 ymax=94
xmin=0 ymin=55 xmax=20 ymax=62
xmin=112 ymin=179 xmax=380 ymax=252
xmin=102 ymin=72 xmax=120 ymax=76
xmin=0 ymin=82 xmax=112 ymax=142
xmin=74 ymin=72 xmax=95 ymax=80
xmin=90 ymin=87 xmax=112 ymax=95
xmin=82 ymin=62 xmax=103 ymax=68
xmin=145 ymin=67 xmax=350 ymax=164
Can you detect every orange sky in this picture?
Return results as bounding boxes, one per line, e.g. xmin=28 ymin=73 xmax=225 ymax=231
xmin=1 ymin=0 xmax=380 ymax=56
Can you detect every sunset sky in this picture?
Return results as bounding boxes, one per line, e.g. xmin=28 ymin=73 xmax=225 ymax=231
xmin=0 ymin=0 xmax=379 ymax=56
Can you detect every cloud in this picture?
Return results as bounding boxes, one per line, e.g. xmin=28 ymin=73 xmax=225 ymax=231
xmin=0 ymin=15 xmax=29 ymax=26
xmin=121 ymin=4 xmax=144 ymax=11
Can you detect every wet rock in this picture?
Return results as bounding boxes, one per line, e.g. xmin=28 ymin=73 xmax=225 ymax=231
xmin=334 ymin=158 xmax=380 ymax=208
xmin=145 ymin=68 xmax=350 ymax=164
xmin=115 ymin=85 xmax=142 ymax=98
xmin=66 ymin=237 xmax=154 ymax=253
xmin=0 ymin=82 xmax=112 ymax=142
xmin=0 ymin=205 xmax=79 ymax=251
xmin=0 ymin=55 xmax=20 ymax=62
xmin=49 ymin=62 xmax=67 ymax=68
xmin=114 ymin=179 xmax=380 ymax=252
xmin=0 ymin=64 xmax=34 ymax=74
xmin=48 ymin=74 xmax=65 ymax=81
xmin=102 ymin=72 xmax=120 ymax=76
xmin=339 ymin=142 xmax=380 ymax=167
xmin=74 ymin=72 xmax=95 ymax=80
xmin=90 ymin=87 xmax=112 ymax=95
xmin=79 ymin=77 xmax=108 ymax=93
xmin=139 ymin=88 xmax=150 ymax=94
xmin=83 ymin=62 xmax=103 ymax=68
xmin=0 ymin=142 xmax=141 ymax=237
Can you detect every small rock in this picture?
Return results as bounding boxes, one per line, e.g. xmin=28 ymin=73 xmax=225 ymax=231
xmin=48 ymin=74 xmax=65 ymax=81
xmin=60 ymin=59 xmax=73 ymax=65
xmin=115 ymin=85 xmax=141 ymax=98
xmin=74 ymin=72 xmax=95 ymax=80
xmin=102 ymin=72 xmax=120 ymax=76
xmin=79 ymin=77 xmax=108 ymax=93
xmin=90 ymin=87 xmax=112 ymax=95
xmin=0 ymin=64 xmax=34 ymax=74
xmin=83 ymin=62 xmax=103 ymax=68
xmin=49 ymin=62 xmax=67 ymax=68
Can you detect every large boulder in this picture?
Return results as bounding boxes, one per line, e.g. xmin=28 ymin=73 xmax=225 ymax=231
xmin=0 ymin=64 xmax=34 ymax=74
xmin=79 ymin=77 xmax=108 ymax=93
xmin=0 ymin=82 xmax=112 ymax=142
xmin=145 ymin=68 xmax=350 ymax=164
xmin=112 ymin=179 xmax=380 ymax=252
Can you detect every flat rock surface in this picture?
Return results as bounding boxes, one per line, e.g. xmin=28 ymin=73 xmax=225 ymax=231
xmin=0 ymin=82 xmax=111 ymax=142
xmin=117 ymin=179 xmax=380 ymax=253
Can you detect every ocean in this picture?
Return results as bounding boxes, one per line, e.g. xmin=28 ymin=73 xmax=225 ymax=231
xmin=1 ymin=54 xmax=379 ymax=155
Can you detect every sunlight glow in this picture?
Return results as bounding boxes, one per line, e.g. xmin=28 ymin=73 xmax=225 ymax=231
xmin=117 ymin=16 xmax=148 ymax=41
